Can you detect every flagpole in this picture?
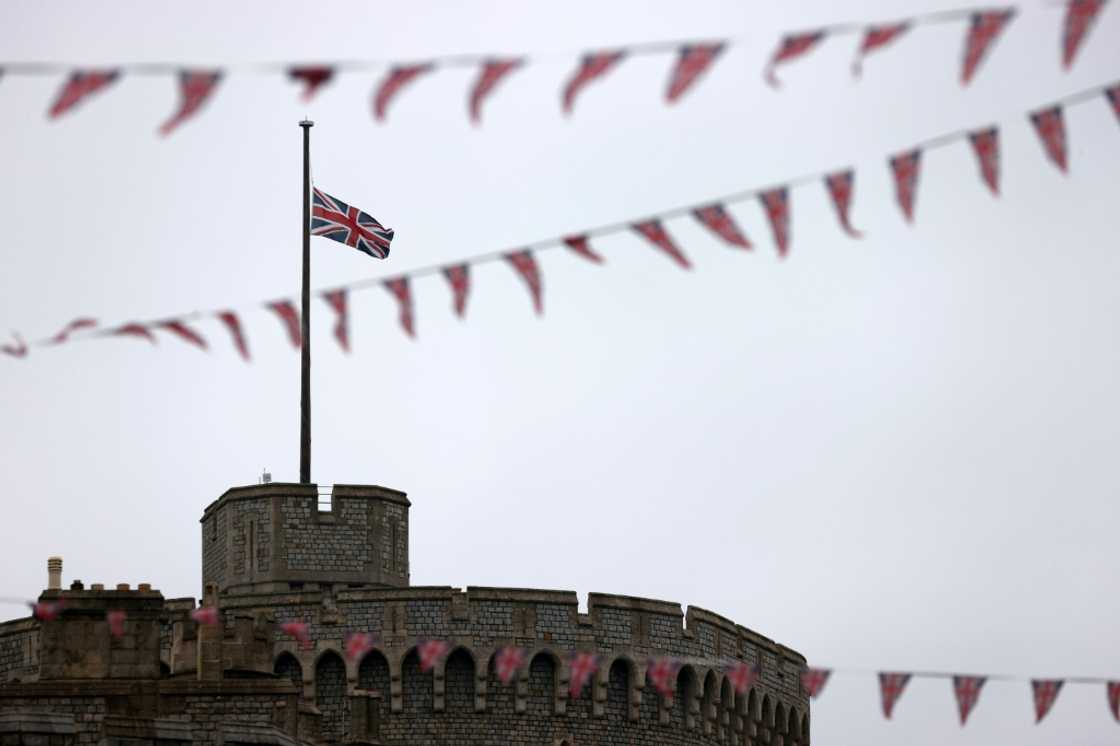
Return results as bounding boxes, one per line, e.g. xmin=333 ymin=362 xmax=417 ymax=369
xmin=299 ymin=119 xmax=313 ymax=484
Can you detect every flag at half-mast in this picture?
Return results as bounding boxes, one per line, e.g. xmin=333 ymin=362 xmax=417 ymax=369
xmin=311 ymin=187 xmax=394 ymax=259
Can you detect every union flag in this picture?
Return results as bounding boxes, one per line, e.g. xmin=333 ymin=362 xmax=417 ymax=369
xmin=889 ymin=150 xmax=922 ymax=223
xmin=419 ymin=640 xmax=451 ymax=673
xmin=1062 ymin=0 xmax=1106 ymax=69
xmin=1029 ymin=106 xmax=1068 ymax=173
xmin=647 ymin=657 xmax=679 ymax=701
xmin=1031 ymin=679 xmax=1063 ymax=723
xmin=569 ymin=652 xmax=600 ymax=698
xmin=693 ymin=204 xmax=751 ymax=248
xmin=495 ymin=646 xmax=526 ymax=685
xmin=968 ymin=128 xmax=1000 ymax=195
xmin=765 ymin=32 xmax=826 ymax=87
xmin=562 ymin=52 xmax=625 ymax=114
xmin=374 ymin=64 xmax=433 ymax=121
xmin=878 ymin=672 xmax=911 ymax=719
xmin=801 ymin=668 xmax=831 ymax=698
xmin=442 ymin=264 xmax=471 ymax=318
xmin=311 ymin=188 xmax=394 ymax=259
xmin=666 ymin=44 xmax=724 ymax=103
xmin=49 ymin=70 xmax=120 ymax=119
xmin=952 ymin=675 xmax=986 ymax=725
xmin=961 ymin=10 xmax=1015 ymax=85
xmin=469 ymin=59 xmax=522 ymax=124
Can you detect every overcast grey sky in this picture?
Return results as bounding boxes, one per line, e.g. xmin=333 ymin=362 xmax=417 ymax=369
xmin=2 ymin=0 xmax=1118 ymax=742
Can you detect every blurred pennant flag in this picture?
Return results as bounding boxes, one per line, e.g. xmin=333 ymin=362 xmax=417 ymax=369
xmin=159 ymin=71 xmax=221 ymax=136
xmin=217 ymin=311 xmax=250 ymax=361
xmin=647 ymin=657 xmax=679 ymax=700
xmin=853 ymin=23 xmax=910 ymax=76
xmin=801 ymin=668 xmax=831 ymax=698
xmin=323 ymin=289 xmax=349 ymax=352
xmin=889 ymin=149 xmax=922 ymax=223
xmin=442 ymin=264 xmax=471 ymax=318
xmin=190 ymin=606 xmax=219 ymax=626
xmin=30 ymin=601 xmax=63 ymax=621
xmin=158 ymin=320 xmax=207 ymax=350
xmin=1109 ymin=681 xmax=1120 ymax=721
xmin=961 ymin=10 xmax=1015 ymax=85
xmin=113 ymin=323 xmax=157 ymax=344
xmin=49 ymin=70 xmax=120 ymax=119
xmin=288 ymin=66 xmax=334 ymax=100
xmin=759 ymin=188 xmax=791 ymax=258
xmin=419 ymin=640 xmax=451 ymax=672
xmin=666 ymin=44 xmax=724 ymax=103
xmin=495 ymin=646 xmax=526 ymax=684
xmin=726 ymin=661 xmax=761 ymax=694
xmin=280 ymin=621 xmax=312 ymax=650
xmin=1032 ymin=679 xmax=1064 ymax=723
xmin=765 ymin=32 xmax=826 ymax=87
xmin=563 ymin=235 xmax=604 ymax=263
xmin=374 ymin=64 xmax=433 ymax=121
xmin=505 ymin=250 xmax=544 ymax=315
xmin=1062 ymin=0 xmax=1106 ymax=69
xmin=345 ymin=632 xmax=375 ymax=662
xmin=1030 ymin=106 xmax=1068 ymax=173
xmin=633 ymin=219 xmax=691 ymax=269
xmin=953 ymin=675 xmax=986 ymax=725
xmin=693 ymin=204 xmax=751 ymax=248
xmin=311 ymin=187 xmax=394 ymax=259
xmin=1 ymin=333 xmax=27 ymax=359
xmin=106 ymin=610 xmax=126 ymax=638
xmin=563 ymin=51 xmax=625 ymax=114
xmin=879 ymin=672 xmax=911 ymax=719
xmin=384 ymin=278 xmax=415 ymax=337
xmin=267 ymin=301 xmax=301 ymax=349
xmin=968 ymin=127 xmax=1000 ymax=195
xmin=569 ymin=652 xmax=600 ymax=698
xmin=1107 ymin=85 xmax=1120 ymax=123
xmin=469 ymin=59 xmax=522 ymax=124
xmin=48 ymin=317 xmax=97 ymax=344
xmin=824 ymin=170 xmax=863 ymax=238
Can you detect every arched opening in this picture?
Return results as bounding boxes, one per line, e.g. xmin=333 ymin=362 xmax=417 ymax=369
xmin=445 ymin=647 xmax=476 ymax=712
xmin=275 ymin=652 xmax=303 ymax=693
xmin=788 ymin=706 xmax=802 ymax=744
xmin=606 ymin=658 xmax=632 ymax=725
xmin=702 ymin=670 xmax=720 ymax=735
xmin=358 ymin=649 xmax=390 ymax=723
xmin=776 ymin=701 xmax=788 ymax=741
xmin=640 ymin=664 xmax=662 ymax=725
xmin=401 ymin=648 xmax=432 ymax=717
xmin=527 ymin=652 xmax=557 ymax=715
xmin=761 ymin=694 xmax=774 ymax=738
xmin=801 ymin=712 xmax=810 ymax=745
xmin=721 ymin=676 xmax=735 ymax=741
xmin=159 ymin=661 xmax=171 ymax=678
xmin=672 ymin=666 xmax=697 ymax=730
xmin=315 ymin=651 xmax=348 ymax=743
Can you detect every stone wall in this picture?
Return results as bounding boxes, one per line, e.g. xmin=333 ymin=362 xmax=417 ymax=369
xmin=0 ymin=618 xmax=38 ymax=683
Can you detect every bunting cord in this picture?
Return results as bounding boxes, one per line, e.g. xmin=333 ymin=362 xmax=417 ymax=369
xmin=9 ymin=75 xmax=1113 ymax=355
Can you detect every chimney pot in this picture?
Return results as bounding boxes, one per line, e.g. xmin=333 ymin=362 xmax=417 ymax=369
xmin=70 ymin=580 xmax=84 ymax=591
xmin=91 ymin=584 xmax=104 ymax=591
xmin=138 ymin=583 xmax=152 ymax=592
xmin=47 ymin=556 xmax=63 ymax=590
xmin=116 ymin=583 xmax=130 ymax=591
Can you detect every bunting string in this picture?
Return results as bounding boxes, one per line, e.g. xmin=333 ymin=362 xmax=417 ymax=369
xmin=0 ymin=2 xmax=1108 ymax=132
xmin=3 ymin=78 xmax=1117 ymax=360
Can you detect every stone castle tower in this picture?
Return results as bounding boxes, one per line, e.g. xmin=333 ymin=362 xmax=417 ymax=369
xmin=0 ymin=482 xmax=810 ymax=746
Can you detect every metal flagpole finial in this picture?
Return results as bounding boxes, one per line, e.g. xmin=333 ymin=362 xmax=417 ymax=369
xmin=300 ymin=119 xmax=314 ymax=128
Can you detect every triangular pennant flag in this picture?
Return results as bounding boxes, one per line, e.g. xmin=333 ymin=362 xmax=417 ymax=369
xmin=158 ymin=320 xmax=207 ymax=350
xmin=113 ymin=323 xmax=156 ymax=344
xmin=759 ymin=187 xmax=791 ymax=258
xmin=633 ymin=219 xmax=690 ymax=269
xmin=30 ymin=600 xmax=64 ymax=621
xmin=106 ymin=609 xmax=126 ymax=638
xmin=159 ymin=70 xmax=221 ymax=136
xmin=190 ymin=606 xmax=219 ymax=626
xmin=889 ymin=149 xmax=922 ymax=223
xmin=442 ymin=264 xmax=471 ymax=318
xmin=279 ymin=621 xmax=312 ymax=650
xmin=1 ymin=333 xmax=27 ymax=359
xmin=267 ymin=301 xmax=301 ymax=349
xmin=961 ymin=10 xmax=1015 ymax=85
xmin=345 ymin=632 xmax=375 ymax=662
xmin=1030 ymin=106 xmax=1068 ymax=173
xmin=853 ymin=23 xmax=910 ymax=76
xmin=693 ymin=204 xmax=751 ymax=248
xmin=1031 ymin=679 xmax=1064 ymax=723
xmin=569 ymin=652 xmax=600 ymax=698
xmin=801 ymin=668 xmax=831 ymax=699
xmin=419 ymin=640 xmax=451 ymax=673
xmin=495 ymin=646 xmax=526 ymax=685
xmin=288 ymin=66 xmax=334 ymax=101
xmin=505 ymin=250 xmax=543 ymax=315
xmin=968 ymin=127 xmax=1000 ymax=195
xmin=647 ymin=657 xmax=680 ymax=701
xmin=953 ymin=675 xmax=987 ymax=725
xmin=383 ymin=277 xmax=415 ymax=337
xmin=323 ymin=289 xmax=349 ymax=352
xmin=373 ymin=64 xmax=434 ymax=121
xmin=217 ymin=311 xmax=250 ymax=362
xmin=824 ymin=170 xmax=863 ymax=238
xmin=879 ymin=672 xmax=912 ymax=719
xmin=47 ymin=317 xmax=97 ymax=344
xmin=49 ymin=70 xmax=120 ymax=119
xmin=1062 ymin=0 xmax=1106 ymax=69
xmin=1108 ymin=681 xmax=1120 ymax=721
xmin=563 ymin=235 xmax=604 ymax=263
xmin=765 ymin=32 xmax=826 ymax=87
xmin=726 ymin=661 xmax=761 ymax=695
xmin=311 ymin=187 xmax=394 ymax=259
xmin=562 ymin=51 xmax=625 ymax=114
xmin=469 ymin=59 xmax=522 ymax=124
xmin=666 ymin=44 xmax=724 ymax=103
xmin=1107 ymin=85 xmax=1120 ymax=123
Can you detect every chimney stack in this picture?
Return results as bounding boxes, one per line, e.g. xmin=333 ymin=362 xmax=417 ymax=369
xmin=47 ymin=556 xmax=63 ymax=590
